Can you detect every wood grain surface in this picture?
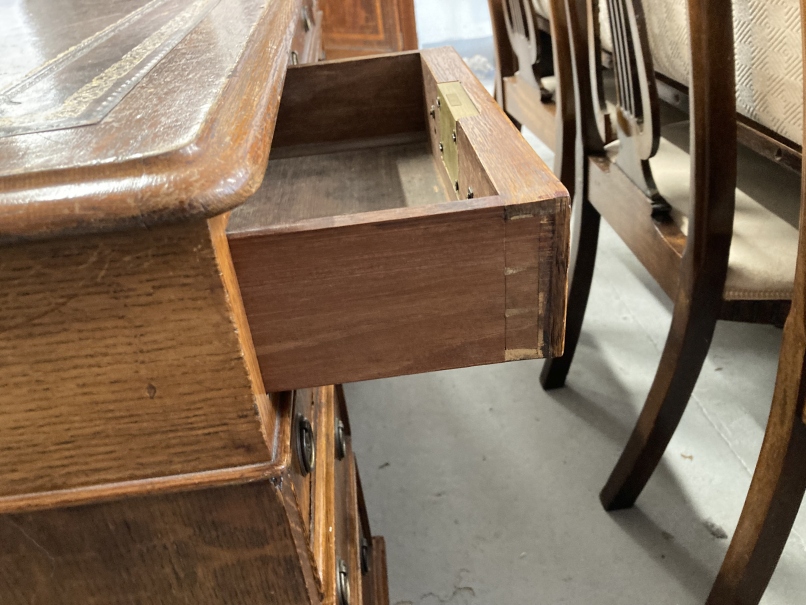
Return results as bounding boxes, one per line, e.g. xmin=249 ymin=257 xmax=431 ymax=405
xmin=279 ymin=470 xmax=327 ymax=605
xmin=587 ymin=154 xmax=685 ymax=299
xmin=0 ymin=0 xmax=301 ymax=243
xmin=0 ymin=480 xmax=319 ymax=605
xmin=503 ymin=74 xmax=558 ymax=150
xmin=228 ymin=48 xmax=569 ymax=390
xmin=333 ymin=435 xmax=353 ymax=605
xmin=232 ymin=203 xmax=512 ymax=390
xmin=289 ymin=390 xmax=315 ymax=537
xmin=313 ymin=386 xmax=338 ymax=600
xmin=421 ymin=48 xmax=570 ymax=360
xmin=346 ymin=453 xmax=364 ymax=605
xmin=706 ymin=40 xmax=806 ymax=596
xmin=269 ymin=52 xmax=425 ymax=151
xmin=228 ymin=141 xmax=448 ymax=231
xmin=421 ymin=48 xmax=566 ymax=205
xmin=319 ymin=0 xmax=418 ymax=58
xmin=366 ymin=537 xmax=390 ymax=605
xmin=0 ymin=219 xmax=274 ymax=498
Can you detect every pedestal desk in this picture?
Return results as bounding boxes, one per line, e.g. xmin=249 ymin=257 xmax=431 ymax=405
xmin=0 ymin=1 xmax=569 ymax=602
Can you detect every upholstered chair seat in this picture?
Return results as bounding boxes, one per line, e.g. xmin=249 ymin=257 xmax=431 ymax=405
xmin=649 ymin=121 xmax=801 ymax=300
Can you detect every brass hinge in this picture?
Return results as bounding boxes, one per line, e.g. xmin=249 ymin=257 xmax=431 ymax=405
xmin=435 ymin=81 xmax=479 ymax=193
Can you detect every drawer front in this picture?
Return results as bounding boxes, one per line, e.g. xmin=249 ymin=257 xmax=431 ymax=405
xmin=309 ymin=385 xmax=336 ymax=593
xmin=334 ymin=438 xmax=361 ymax=605
xmin=289 ymin=389 xmax=317 ymax=535
xmin=315 ymin=385 xmax=364 ymax=605
xmin=363 ymin=537 xmax=390 ymax=605
xmin=356 ymin=464 xmax=378 ymax=605
xmin=228 ymin=48 xmax=570 ymax=391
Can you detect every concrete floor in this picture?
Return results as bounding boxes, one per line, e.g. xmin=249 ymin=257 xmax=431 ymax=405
xmin=343 ymin=2 xmax=806 ymax=604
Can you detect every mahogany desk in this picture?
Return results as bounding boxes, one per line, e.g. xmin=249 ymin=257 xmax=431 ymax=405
xmin=0 ymin=1 xmax=569 ymax=603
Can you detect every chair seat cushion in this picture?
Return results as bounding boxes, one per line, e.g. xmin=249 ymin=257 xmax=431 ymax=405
xmin=649 ymin=121 xmax=800 ymax=301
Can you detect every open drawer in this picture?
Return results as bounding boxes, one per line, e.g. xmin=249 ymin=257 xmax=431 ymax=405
xmin=227 ymin=48 xmax=569 ymax=391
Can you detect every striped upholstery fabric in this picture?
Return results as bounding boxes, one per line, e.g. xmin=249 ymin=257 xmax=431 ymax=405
xmin=531 ymin=0 xmax=804 ymax=145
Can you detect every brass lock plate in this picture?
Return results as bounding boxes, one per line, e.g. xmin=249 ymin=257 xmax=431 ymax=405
xmin=436 ymin=81 xmax=479 ymax=192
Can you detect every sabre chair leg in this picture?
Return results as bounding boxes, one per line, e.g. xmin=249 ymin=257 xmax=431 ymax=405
xmin=706 ymin=328 xmax=806 ymax=605
xmin=600 ymin=294 xmax=718 ymax=511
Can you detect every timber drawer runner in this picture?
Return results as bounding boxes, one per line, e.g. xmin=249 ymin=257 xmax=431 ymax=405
xmin=227 ymin=47 xmax=570 ymax=391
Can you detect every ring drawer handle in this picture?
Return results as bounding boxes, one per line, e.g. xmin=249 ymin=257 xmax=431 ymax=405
xmin=295 ymin=413 xmax=315 ymax=476
xmin=360 ymin=536 xmax=370 ymax=575
xmin=335 ymin=419 xmax=347 ymax=460
xmin=337 ymin=558 xmax=351 ymax=605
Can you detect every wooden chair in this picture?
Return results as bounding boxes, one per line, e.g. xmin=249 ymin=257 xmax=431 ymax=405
xmin=710 ymin=207 xmax=806 ymax=594
xmin=552 ymin=0 xmax=805 ymax=602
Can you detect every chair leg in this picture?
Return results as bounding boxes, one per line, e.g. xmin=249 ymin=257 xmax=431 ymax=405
xmin=540 ymin=197 xmax=600 ymax=390
xmin=487 ymin=0 xmax=517 ymax=114
xmin=600 ymin=294 xmax=719 ymax=510
xmin=706 ymin=336 xmax=806 ymax=605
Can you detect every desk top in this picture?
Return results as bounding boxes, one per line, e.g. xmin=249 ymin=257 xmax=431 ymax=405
xmin=0 ymin=0 xmax=300 ymax=243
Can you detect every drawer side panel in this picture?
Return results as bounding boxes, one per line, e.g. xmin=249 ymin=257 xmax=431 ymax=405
xmin=232 ymin=206 xmax=508 ymax=390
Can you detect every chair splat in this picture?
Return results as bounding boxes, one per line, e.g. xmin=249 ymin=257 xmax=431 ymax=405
xmin=599 ymin=0 xmax=669 ymax=215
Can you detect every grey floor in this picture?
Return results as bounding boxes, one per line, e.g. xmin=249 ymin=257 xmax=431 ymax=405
xmin=344 ymin=3 xmax=806 ymax=604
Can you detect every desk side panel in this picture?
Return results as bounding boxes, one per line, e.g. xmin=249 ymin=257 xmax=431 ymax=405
xmin=0 ymin=480 xmax=317 ymax=604
xmin=0 ymin=220 xmax=273 ymax=496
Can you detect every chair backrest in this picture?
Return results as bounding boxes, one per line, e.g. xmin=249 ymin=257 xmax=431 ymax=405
xmin=567 ymin=0 xmax=737 ymax=286
xmin=503 ymin=0 xmax=541 ymax=90
xmin=640 ymin=0 xmax=803 ymax=148
xmin=527 ymin=0 xmax=804 ymax=145
xmin=600 ymin=0 xmax=664 ymax=207
xmin=790 ymin=2 xmax=806 ymax=380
